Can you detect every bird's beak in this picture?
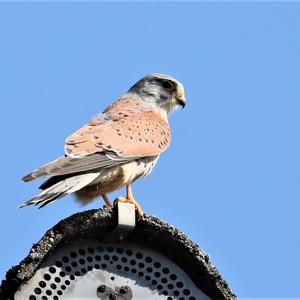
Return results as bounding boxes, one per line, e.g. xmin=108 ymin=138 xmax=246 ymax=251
xmin=176 ymin=88 xmax=186 ymax=108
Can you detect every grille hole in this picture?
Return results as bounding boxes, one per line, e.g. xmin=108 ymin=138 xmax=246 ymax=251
xmin=50 ymin=283 xmax=57 ymax=289
xmin=59 ymin=271 xmax=66 ymax=277
xmin=55 ymin=261 xmax=62 ymax=267
xmin=79 ymin=258 xmax=85 ymax=264
xmin=87 ymin=247 xmax=95 ymax=254
xmin=29 ymin=296 xmax=36 ymax=300
xmin=44 ymin=274 xmax=51 ymax=281
xmin=116 ymin=247 xmax=123 ymax=254
xmin=70 ymin=251 xmax=77 ymax=258
xmin=79 ymin=249 xmax=86 ymax=255
xmin=125 ymin=249 xmax=133 ymax=256
xmin=34 ymin=287 xmax=41 ymax=295
xmin=39 ymin=281 xmax=46 ymax=287
xmin=71 ymin=261 xmax=78 ymax=267
xmin=62 ymin=256 xmax=69 ymax=263
xmin=130 ymin=259 xmax=136 ymax=265
xmin=65 ymin=266 xmax=71 ymax=272
xmin=183 ymin=289 xmax=191 ymax=295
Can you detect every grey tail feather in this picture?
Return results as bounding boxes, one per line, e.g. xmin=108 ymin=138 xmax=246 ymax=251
xmin=18 ymin=192 xmax=65 ymax=209
xmin=19 ymin=173 xmax=100 ymax=209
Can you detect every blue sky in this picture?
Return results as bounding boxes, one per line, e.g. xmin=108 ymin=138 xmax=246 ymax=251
xmin=0 ymin=2 xmax=300 ymax=298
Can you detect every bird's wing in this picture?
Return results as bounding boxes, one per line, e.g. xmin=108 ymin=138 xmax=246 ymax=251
xmin=65 ymin=96 xmax=171 ymax=158
xmin=22 ymin=151 xmax=134 ymax=181
xmin=23 ymin=96 xmax=170 ymax=182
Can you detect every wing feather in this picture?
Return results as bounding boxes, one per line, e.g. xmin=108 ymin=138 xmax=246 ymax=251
xmin=22 ymin=151 xmax=136 ymax=182
xmin=65 ymin=96 xmax=171 ymax=158
xmin=22 ymin=95 xmax=170 ymax=182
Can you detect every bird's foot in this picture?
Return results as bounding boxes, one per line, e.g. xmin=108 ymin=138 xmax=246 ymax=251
xmin=116 ymin=196 xmax=144 ymax=217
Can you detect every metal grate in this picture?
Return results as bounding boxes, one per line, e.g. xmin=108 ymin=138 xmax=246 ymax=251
xmin=15 ymin=240 xmax=210 ymax=300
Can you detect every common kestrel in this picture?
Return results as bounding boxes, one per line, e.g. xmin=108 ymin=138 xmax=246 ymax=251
xmin=20 ymin=73 xmax=185 ymax=216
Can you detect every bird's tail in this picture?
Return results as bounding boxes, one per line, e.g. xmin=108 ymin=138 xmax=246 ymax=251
xmin=19 ymin=173 xmax=99 ymax=208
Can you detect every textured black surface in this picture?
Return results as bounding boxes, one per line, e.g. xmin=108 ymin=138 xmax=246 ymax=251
xmin=0 ymin=206 xmax=236 ymax=300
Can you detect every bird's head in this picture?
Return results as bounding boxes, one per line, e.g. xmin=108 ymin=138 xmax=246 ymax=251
xmin=128 ymin=73 xmax=186 ymax=116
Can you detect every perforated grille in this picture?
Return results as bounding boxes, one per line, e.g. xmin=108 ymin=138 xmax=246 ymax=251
xmin=15 ymin=240 xmax=210 ymax=300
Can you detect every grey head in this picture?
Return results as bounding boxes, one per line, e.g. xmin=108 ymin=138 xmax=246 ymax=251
xmin=128 ymin=73 xmax=186 ymax=115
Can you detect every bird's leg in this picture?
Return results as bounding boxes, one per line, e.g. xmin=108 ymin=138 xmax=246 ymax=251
xmin=117 ymin=184 xmax=143 ymax=216
xmin=101 ymin=194 xmax=113 ymax=208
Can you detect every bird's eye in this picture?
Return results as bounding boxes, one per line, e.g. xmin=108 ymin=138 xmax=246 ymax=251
xmin=162 ymin=80 xmax=174 ymax=90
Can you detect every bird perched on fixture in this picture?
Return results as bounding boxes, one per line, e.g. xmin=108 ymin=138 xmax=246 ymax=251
xmin=20 ymin=73 xmax=186 ymax=216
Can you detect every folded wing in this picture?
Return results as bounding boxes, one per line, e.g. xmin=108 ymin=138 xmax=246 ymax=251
xmin=65 ymin=96 xmax=171 ymax=158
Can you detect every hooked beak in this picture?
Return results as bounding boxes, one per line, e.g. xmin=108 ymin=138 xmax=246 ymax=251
xmin=176 ymin=90 xmax=186 ymax=108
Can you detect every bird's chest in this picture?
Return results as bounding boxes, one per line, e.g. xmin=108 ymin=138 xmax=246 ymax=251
xmin=121 ymin=156 xmax=159 ymax=184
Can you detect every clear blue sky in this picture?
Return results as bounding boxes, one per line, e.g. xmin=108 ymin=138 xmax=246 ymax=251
xmin=0 ymin=2 xmax=299 ymax=298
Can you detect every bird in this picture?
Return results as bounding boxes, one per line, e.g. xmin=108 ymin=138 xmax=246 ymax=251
xmin=19 ymin=73 xmax=186 ymax=216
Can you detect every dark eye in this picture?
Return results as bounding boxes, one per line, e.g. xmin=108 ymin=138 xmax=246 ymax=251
xmin=162 ymin=80 xmax=173 ymax=90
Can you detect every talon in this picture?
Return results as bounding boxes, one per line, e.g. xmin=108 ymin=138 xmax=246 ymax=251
xmin=116 ymin=196 xmax=144 ymax=217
